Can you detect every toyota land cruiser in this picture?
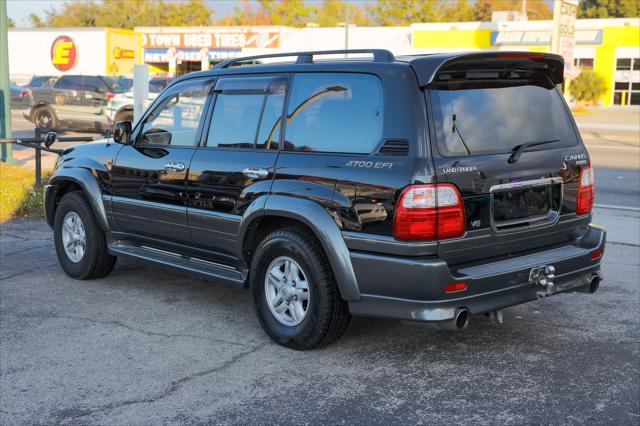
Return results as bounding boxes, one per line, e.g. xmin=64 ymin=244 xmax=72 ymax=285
xmin=44 ymin=50 xmax=606 ymax=350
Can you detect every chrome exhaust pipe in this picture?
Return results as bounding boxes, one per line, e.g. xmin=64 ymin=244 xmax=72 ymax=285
xmin=437 ymin=308 xmax=470 ymax=331
xmin=588 ymin=275 xmax=600 ymax=294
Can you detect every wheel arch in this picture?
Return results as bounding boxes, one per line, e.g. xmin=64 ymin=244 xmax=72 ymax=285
xmin=239 ymin=195 xmax=360 ymax=301
xmin=46 ymin=169 xmax=109 ymax=232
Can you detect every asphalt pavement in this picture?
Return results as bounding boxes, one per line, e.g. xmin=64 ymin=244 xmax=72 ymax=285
xmin=1 ymin=106 xmax=639 ymax=425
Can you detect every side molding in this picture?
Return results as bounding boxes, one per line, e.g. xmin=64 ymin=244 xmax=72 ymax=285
xmin=48 ymin=167 xmax=109 ymax=231
xmin=239 ymin=195 xmax=360 ymax=301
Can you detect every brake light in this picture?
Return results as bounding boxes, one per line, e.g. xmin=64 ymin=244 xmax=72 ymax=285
xmin=444 ymin=282 xmax=467 ymax=293
xmin=106 ymin=92 xmax=116 ymax=101
xmin=576 ymin=166 xmax=594 ymax=215
xmin=20 ymin=90 xmax=29 ymax=98
xmin=497 ymin=52 xmax=545 ymax=59
xmin=591 ymin=249 xmax=602 ymax=261
xmin=394 ymin=183 xmax=465 ymax=240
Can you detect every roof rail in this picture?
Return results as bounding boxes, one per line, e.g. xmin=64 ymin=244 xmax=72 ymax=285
xmin=214 ymin=49 xmax=395 ymax=69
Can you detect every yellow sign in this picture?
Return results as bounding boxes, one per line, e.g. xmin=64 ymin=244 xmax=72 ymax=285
xmin=105 ymin=29 xmax=141 ymax=75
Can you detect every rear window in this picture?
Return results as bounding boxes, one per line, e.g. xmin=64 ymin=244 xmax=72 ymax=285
xmin=430 ymin=74 xmax=577 ymax=157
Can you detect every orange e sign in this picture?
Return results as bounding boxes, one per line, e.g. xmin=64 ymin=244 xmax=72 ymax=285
xmin=51 ymin=36 xmax=78 ymax=72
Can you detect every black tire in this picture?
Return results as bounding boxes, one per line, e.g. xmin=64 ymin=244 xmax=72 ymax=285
xmin=250 ymin=227 xmax=351 ymax=350
xmin=53 ymin=191 xmax=116 ymax=280
xmin=34 ymin=105 xmax=59 ymax=132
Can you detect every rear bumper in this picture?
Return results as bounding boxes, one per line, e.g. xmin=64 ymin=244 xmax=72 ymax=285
xmin=347 ymin=225 xmax=606 ymax=322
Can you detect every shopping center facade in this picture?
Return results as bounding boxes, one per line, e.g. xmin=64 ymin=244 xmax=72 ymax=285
xmin=8 ymin=17 xmax=639 ymax=106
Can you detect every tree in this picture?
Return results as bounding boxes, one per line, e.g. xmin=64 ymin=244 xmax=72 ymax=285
xmin=366 ymin=0 xmax=446 ymax=26
xmin=474 ymin=0 xmax=552 ymax=21
xmin=569 ymin=71 xmax=607 ymax=105
xmin=38 ymin=0 xmax=213 ymax=29
xmin=312 ymin=0 xmax=369 ymax=27
xmin=29 ymin=13 xmax=45 ymax=28
xmin=218 ymin=0 xmax=272 ymax=26
xmin=579 ymin=0 xmax=639 ymax=18
xmin=7 ymin=17 xmax=15 ymax=27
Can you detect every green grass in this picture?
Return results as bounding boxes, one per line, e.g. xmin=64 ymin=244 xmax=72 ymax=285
xmin=0 ymin=162 xmax=50 ymax=222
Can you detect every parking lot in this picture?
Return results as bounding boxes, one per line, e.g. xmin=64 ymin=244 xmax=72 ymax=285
xmin=1 ymin=108 xmax=639 ymax=424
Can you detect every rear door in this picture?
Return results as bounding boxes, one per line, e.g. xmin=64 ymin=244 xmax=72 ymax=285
xmin=185 ymin=75 xmax=285 ymax=264
xmin=427 ymin=69 xmax=590 ymax=266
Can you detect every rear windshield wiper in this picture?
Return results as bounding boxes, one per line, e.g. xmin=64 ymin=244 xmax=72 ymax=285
xmin=508 ymin=139 xmax=560 ymax=163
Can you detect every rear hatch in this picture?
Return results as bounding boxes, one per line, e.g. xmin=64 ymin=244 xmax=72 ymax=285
xmin=426 ymin=59 xmax=591 ymax=266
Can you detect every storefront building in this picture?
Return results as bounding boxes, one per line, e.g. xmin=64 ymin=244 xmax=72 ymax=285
xmin=8 ymin=28 xmax=141 ymax=83
xmin=411 ymin=18 xmax=640 ymax=106
xmin=135 ymin=26 xmax=286 ymax=76
xmin=8 ymin=19 xmax=638 ymax=107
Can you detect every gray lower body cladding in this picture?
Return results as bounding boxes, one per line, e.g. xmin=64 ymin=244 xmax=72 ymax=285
xmin=347 ymin=225 xmax=606 ymax=322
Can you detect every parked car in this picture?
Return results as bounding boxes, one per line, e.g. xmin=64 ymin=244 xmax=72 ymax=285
xmin=43 ymin=50 xmax=605 ymax=350
xmin=9 ymin=81 xmax=31 ymax=108
xmin=106 ymin=77 xmax=173 ymax=124
xmin=24 ymin=75 xmax=126 ymax=132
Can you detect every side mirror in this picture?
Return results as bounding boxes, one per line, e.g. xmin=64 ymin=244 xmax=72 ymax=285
xmin=113 ymin=121 xmax=132 ymax=145
xmin=44 ymin=131 xmax=58 ymax=148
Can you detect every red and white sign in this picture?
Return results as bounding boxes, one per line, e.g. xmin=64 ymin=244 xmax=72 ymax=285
xmin=50 ymin=35 xmax=78 ymax=72
xmin=142 ymin=30 xmax=280 ymax=50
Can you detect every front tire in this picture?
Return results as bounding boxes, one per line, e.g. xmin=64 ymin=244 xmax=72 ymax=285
xmin=250 ymin=227 xmax=351 ymax=350
xmin=53 ymin=191 xmax=116 ymax=279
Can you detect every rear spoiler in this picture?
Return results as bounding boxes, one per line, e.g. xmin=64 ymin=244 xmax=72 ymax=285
xmin=408 ymin=52 xmax=564 ymax=87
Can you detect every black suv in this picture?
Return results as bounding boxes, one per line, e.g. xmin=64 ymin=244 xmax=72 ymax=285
xmin=44 ymin=50 xmax=606 ymax=349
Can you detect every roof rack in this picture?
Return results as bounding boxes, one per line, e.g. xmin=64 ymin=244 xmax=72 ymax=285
xmin=214 ymin=49 xmax=395 ymax=69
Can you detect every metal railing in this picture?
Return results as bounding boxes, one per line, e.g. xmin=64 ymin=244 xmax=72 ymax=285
xmin=0 ymin=128 xmax=98 ymax=186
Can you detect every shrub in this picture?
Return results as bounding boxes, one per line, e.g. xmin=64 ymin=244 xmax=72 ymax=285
xmin=0 ymin=162 xmax=48 ymax=222
xmin=569 ymin=70 xmax=607 ymax=105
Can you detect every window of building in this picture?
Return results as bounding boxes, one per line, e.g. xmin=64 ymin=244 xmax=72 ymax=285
xmin=574 ymin=58 xmax=594 ymax=70
xmin=283 ymin=73 xmax=383 ymax=154
xmin=614 ymin=58 xmax=640 ymax=106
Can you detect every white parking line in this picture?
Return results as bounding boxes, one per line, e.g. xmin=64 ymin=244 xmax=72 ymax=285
xmin=594 ymin=204 xmax=640 ymax=212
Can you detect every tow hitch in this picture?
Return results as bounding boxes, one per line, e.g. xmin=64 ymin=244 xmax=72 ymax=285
xmin=530 ymin=265 xmax=556 ymax=298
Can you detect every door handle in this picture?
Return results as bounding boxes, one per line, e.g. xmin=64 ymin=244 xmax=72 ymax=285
xmin=243 ymin=167 xmax=269 ymax=179
xmin=164 ymin=161 xmax=186 ymax=172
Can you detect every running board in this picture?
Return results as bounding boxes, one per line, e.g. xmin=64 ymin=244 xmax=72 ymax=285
xmin=108 ymin=242 xmax=246 ymax=286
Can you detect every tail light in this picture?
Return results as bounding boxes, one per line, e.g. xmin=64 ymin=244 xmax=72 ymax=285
xmin=20 ymin=89 xmax=29 ymax=98
xmin=576 ymin=166 xmax=594 ymax=215
xmin=106 ymin=92 xmax=116 ymax=101
xmin=394 ymin=183 xmax=465 ymax=240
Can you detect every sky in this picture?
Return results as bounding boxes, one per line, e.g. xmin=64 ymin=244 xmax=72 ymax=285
xmin=6 ymin=0 xmax=255 ymax=26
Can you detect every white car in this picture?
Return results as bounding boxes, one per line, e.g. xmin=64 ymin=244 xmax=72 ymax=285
xmin=107 ymin=77 xmax=172 ymax=124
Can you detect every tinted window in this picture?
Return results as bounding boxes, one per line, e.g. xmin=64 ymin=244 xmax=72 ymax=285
xmin=54 ymin=76 xmax=82 ymax=90
xmin=284 ymin=73 xmax=383 ymax=153
xmin=140 ymin=80 xmax=209 ymax=147
xmin=28 ymin=76 xmax=53 ymax=87
xmin=206 ymin=77 xmax=285 ymax=149
xmin=430 ymin=74 xmax=577 ymax=157
xmin=82 ymin=76 xmax=107 ymax=93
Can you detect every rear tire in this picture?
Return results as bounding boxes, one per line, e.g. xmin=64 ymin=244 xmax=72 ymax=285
xmin=53 ymin=191 xmax=116 ymax=280
xmin=250 ymin=227 xmax=351 ymax=350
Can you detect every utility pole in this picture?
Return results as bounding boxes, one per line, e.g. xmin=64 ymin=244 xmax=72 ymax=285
xmin=344 ymin=0 xmax=349 ymax=53
xmin=0 ymin=0 xmax=13 ymax=162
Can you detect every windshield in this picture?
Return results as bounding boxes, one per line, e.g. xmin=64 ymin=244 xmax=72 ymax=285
xmin=430 ymin=74 xmax=577 ymax=157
